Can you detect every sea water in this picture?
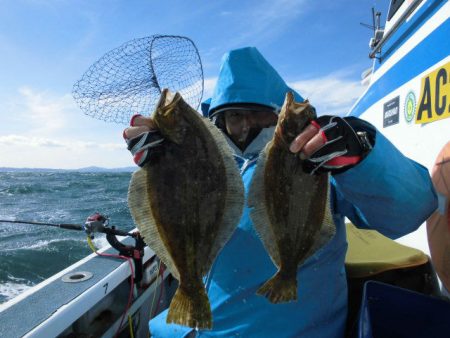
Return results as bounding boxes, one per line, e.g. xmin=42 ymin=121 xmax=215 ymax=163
xmin=0 ymin=171 xmax=135 ymax=304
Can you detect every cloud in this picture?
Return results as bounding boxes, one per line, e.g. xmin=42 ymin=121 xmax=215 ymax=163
xmin=1 ymin=85 xmax=131 ymax=168
xmin=0 ymin=134 xmax=123 ymax=150
xmin=0 ymin=135 xmax=64 ymax=148
xmin=178 ymin=76 xmax=216 ymax=111
xmin=203 ymin=77 xmax=217 ymax=99
xmin=17 ymin=86 xmax=75 ymax=134
xmin=72 ymin=140 xmax=125 ymax=150
xmin=289 ymin=74 xmax=367 ymax=116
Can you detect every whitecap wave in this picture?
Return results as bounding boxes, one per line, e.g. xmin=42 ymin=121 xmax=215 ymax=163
xmin=1 ymin=238 xmax=85 ymax=252
xmin=0 ymin=281 xmax=33 ymax=303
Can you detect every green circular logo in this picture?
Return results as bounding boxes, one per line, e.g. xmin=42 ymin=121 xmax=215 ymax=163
xmin=404 ymin=91 xmax=416 ymax=123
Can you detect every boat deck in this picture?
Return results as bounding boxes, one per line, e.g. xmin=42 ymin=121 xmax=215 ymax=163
xmin=0 ymin=238 xmax=145 ymax=338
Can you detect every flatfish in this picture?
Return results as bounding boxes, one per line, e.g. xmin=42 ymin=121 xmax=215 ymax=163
xmin=128 ymin=89 xmax=244 ymax=328
xmin=248 ymin=91 xmax=335 ymax=303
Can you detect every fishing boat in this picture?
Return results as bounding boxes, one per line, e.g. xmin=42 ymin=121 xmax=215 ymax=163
xmin=0 ymin=214 xmax=177 ymax=338
xmin=1 ymin=0 xmax=449 ymax=337
xmin=347 ymin=0 xmax=450 ymax=256
xmin=345 ymin=0 xmax=450 ymax=335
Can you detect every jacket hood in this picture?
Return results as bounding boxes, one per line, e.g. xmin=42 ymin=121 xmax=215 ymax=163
xmin=202 ymin=47 xmax=304 ymax=117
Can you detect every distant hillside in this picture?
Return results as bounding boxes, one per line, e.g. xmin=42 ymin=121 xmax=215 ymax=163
xmin=0 ymin=166 xmax=137 ymax=173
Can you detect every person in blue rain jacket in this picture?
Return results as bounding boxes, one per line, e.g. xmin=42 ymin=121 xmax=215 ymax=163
xmin=123 ymin=47 xmax=437 ymax=337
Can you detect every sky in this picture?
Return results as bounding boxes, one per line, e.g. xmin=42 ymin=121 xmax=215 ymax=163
xmin=0 ymin=0 xmax=390 ymax=169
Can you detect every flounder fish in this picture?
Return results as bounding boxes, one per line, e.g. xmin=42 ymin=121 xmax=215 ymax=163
xmin=248 ymin=91 xmax=335 ymax=303
xmin=128 ymin=89 xmax=244 ymax=328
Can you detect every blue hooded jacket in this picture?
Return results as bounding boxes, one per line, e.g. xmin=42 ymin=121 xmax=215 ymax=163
xmin=149 ymin=47 xmax=437 ymax=337
xmin=205 ymin=46 xmax=303 ymax=115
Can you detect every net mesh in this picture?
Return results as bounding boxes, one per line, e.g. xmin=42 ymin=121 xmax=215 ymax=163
xmin=72 ymin=35 xmax=204 ymax=124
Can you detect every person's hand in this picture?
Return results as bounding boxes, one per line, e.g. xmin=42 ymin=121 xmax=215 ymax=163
xmin=123 ymin=114 xmax=164 ymax=167
xmin=289 ymin=116 xmax=374 ymax=175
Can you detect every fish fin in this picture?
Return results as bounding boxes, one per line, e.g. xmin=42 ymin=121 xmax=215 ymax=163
xmin=128 ymin=168 xmax=180 ymax=279
xmin=306 ymin=182 xmax=336 ymax=256
xmin=167 ymin=286 xmax=212 ymax=329
xmin=257 ymin=269 xmax=298 ymax=303
xmin=198 ymin=118 xmax=245 ymax=275
xmin=247 ymin=144 xmax=281 ymax=267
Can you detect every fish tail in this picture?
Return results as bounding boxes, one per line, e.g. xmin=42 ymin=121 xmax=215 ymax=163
xmin=256 ymin=270 xmax=298 ymax=303
xmin=166 ymin=285 xmax=212 ymax=329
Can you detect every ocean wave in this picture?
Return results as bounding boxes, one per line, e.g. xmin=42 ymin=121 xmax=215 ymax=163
xmin=0 ymin=183 xmax=67 ymax=195
xmin=1 ymin=238 xmax=85 ymax=252
xmin=0 ymin=190 xmax=14 ymax=197
xmin=0 ymin=171 xmax=133 ymax=304
xmin=0 ymin=281 xmax=34 ymax=304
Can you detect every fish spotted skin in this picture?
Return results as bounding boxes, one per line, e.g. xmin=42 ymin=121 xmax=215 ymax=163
xmin=128 ymin=89 xmax=244 ymax=328
xmin=249 ymin=91 xmax=335 ymax=303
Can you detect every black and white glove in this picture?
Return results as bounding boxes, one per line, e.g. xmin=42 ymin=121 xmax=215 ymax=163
xmin=123 ymin=114 xmax=164 ymax=167
xmin=303 ymin=116 xmax=375 ymax=175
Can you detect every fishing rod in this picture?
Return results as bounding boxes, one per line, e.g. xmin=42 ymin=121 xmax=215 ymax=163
xmin=0 ymin=213 xmax=146 ymax=283
xmin=0 ymin=214 xmax=135 ymax=237
xmin=0 ymin=219 xmax=84 ymax=231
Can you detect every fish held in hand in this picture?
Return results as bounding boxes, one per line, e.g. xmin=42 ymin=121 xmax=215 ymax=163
xmin=248 ymin=91 xmax=335 ymax=303
xmin=128 ymin=89 xmax=244 ymax=328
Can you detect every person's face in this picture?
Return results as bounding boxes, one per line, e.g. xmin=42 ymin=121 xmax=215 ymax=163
xmin=224 ymin=109 xmax=278 ymax=149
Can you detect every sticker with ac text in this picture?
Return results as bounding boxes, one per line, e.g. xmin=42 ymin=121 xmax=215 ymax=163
xmin=416 ymin=61 xmax=450 ymax=124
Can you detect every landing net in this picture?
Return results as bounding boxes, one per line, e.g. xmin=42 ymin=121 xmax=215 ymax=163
xmin=73 ymin=35 xmax=204 ymax=124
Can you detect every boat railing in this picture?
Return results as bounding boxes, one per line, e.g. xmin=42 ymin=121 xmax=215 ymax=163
xmin=369 ymin=0 xmax=423 ymax=59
